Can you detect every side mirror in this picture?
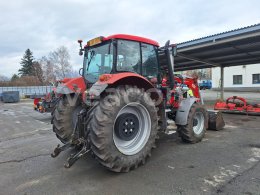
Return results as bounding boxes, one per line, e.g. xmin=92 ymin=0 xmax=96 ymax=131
xmin=79 ymin=68 xmax=83 ymax=76
xmin=78 ymin=39 xmax=84 ymax=56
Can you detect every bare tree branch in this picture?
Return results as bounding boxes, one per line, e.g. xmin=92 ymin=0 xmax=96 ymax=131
xmin=48 ymin=46 xmax=72 ymax=80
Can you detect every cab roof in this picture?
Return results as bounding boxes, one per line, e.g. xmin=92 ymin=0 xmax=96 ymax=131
xmin=103 ymin=34 xmax=159 ymax=47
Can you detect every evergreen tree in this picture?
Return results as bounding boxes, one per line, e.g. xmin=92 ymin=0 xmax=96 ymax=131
xmin=11 ymin=74 xmax=19 ymax=82
xmin=18 ymin=49 xmax=34 ymax=76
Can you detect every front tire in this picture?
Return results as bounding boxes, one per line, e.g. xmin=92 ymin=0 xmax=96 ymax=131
xmin=89 ymin=86 xmax=158 ymax=172
xmin=177 ymin=103 xmax=208 ymax=143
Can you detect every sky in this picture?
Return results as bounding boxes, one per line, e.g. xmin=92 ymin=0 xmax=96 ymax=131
xmin=0 ymin=0 xmax=260 ymax=77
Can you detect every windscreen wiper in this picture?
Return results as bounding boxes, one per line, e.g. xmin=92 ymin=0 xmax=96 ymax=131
xmin=86 ymin=50 xmax=95 ymax=71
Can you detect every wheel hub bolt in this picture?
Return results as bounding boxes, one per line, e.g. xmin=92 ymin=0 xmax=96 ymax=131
xmin=115 ymin=113 xmax=140 ymax=141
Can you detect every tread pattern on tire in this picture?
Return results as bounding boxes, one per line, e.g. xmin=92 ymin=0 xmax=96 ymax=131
xmin=52 ymin=96 xmax=80 ymax=144
xmin=177 ymin=103 xmax=208 ymax=144
xmin=89 ymin=86 xmax=158 ymax=172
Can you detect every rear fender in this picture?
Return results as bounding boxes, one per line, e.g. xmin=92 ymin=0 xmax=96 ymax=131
xmin=88 ymin=73 xmax=162 ymax=102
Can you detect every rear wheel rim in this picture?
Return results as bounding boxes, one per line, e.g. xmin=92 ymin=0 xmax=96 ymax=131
xmin=113 ymin=102 xmax=151 ymax=155
xmin=193 ymin=112 xmax=204 ymax=135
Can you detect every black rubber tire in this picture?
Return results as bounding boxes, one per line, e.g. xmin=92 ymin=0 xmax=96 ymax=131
xmin=177 ymin=103 xmax=208 ymax=143
xmin=89 ymin=86 xmax=158 ymax=172
xmin=52 ymin=95 xmax=81 ymax=144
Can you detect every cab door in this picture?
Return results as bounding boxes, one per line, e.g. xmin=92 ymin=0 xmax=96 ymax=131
xmin=141 ymin=43 xmax=159 ymax=81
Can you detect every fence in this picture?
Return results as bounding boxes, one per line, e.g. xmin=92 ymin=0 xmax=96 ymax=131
xmin=0 ymin=86 xmax=53 ymax=97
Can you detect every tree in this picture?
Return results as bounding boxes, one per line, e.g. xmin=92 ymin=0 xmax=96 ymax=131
xmin=18 ymin=49 xmax=34 ymax=76
xmin=11 ymin=74 xmax=19 ymax=82
xmin=49 ymin=46 xmax=72 ymax=80
xmin=40 ymin=56 xmax=56 ymax=83
xmin=32 ymin=61 xmax=44 ymax=84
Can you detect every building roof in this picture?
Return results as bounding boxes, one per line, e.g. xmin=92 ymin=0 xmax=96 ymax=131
xmin=174 ymin=23 xmax=260 ymax=71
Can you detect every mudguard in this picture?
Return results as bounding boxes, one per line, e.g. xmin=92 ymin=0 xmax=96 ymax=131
xmin=98 ymin=73 xmax=153 ymax=86
xmin=175 ymin=97 xmax=197 ymax=126
xmin=56 ymin=77 xmax=86 ymax=95
xmin=88 ymin=82 xmax=108 ymax=97
xmin=88 ymin=73 xmax=158 ymax=98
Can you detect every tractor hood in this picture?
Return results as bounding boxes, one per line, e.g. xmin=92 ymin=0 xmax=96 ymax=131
xmin=56 ymin=77 xmax=86 ymax=95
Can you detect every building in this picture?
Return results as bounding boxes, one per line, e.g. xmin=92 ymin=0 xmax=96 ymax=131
xmin=180 ymin=68 xmax=212 ymax=80
xmin=212 ymin=64 xmax=260 ymax=91
xmin=174 ymin=23 xmax=260 ymax=98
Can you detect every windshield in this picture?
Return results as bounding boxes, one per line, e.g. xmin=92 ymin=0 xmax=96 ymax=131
xmin=84 ymin=42 xmax=113 ymax=83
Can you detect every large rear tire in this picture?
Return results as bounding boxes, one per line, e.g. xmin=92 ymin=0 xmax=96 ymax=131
xmin=177 ymin=103 xmax=208 ymax=143
xmin=89 ymin=86 xmax=158 ymax=172
xmin=52 ymin=95 xmax=81 ymax=144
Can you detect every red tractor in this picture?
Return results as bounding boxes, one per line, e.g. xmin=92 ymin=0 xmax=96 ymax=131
xmin=51 ymin=34 xmax=224 ymax=172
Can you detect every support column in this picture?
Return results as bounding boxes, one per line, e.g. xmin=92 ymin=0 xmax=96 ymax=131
xmin=220 ymin=66 xmax=224 ymax=100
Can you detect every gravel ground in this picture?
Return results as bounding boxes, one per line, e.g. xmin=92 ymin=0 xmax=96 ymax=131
xmin=0 ymin=91 xmax=259 ymax=195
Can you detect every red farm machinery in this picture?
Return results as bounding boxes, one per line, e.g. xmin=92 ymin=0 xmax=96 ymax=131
xmin=214 ymin=96 xmax=260 ymax=115
xmin=50 ymin=34 xmax=225 ymax=172
xmin=33 ymin=77 xmax=86 ymax=113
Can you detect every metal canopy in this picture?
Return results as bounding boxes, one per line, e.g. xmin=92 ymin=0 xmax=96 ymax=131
xmin=174 ymin=23 xmax=260 ymax=71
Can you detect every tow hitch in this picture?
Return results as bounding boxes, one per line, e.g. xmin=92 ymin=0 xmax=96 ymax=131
xmin=51 ymin=108 xmax=92 ymax=168
xmin=64 ymin=139 xmax=90 ymax=168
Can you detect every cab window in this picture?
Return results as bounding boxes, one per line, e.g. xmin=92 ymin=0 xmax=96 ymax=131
xmin=116 ymin=40 xmax=141 ymax=74
xmin=141 ymin=43 xmax=158 ymax=78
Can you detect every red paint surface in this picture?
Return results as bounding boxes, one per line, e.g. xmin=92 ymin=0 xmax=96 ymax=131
xmin=62 ymin=77 xmax=86 ymax=93
xmin=97 ymin=73 xmax=151 ymax=85
xmin=104 ymin=34 xmax=159 ymax=46
xmin=84 ymin=34 xmax=159 ymax=48
xmin=214 ymin=96 xmax=260 ymax=113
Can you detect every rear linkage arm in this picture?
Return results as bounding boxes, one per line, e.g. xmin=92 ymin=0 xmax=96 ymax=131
xmin=51 ymin=105 xmax=97 ymax=168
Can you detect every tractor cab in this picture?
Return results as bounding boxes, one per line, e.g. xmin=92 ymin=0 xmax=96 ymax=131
xmin=81 ymin=35 xmax=161 ymax=85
